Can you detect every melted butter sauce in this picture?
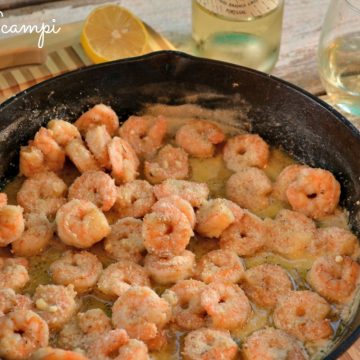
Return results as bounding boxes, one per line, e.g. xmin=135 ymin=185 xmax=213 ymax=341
xmin=1 ymin=119 xmax=358 ymax=360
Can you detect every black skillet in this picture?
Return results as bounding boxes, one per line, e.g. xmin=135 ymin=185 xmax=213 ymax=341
xmin=0 ymin=51 xmax=359 ymax=359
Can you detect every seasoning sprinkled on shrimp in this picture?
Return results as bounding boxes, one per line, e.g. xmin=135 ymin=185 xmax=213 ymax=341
xmin=97 ymin=261 xmax=150 ymax=299
xmin=195 ymin=198 xmax=243 ymax=238
xmin=17 ymin=171 xmax=67 ymax=217
xmin=85 ymin=125 xmax=112 ymax=169
xmin=143 ymin=206 xmax=193 ymax=257
xmin=47 ymin=119 xmax=81 ymax=147
xmin=0 ymin=205 xmax=25 ymax=247
xmin=33 ymin=284 xmax=77 ymax=331
xmin=108 ymin=137 xmax=140 ymax=185
xmin=273 ymin=290 xmax=333 ymax=342
xmin=0 ymin=257 xmax=29 ymax=291
xmin=68 ymin=171 xmax=117 ymax=211
xmin=242 ymin=327 xmax=309 ymax=360
xmin=286 ymin=167 xmax=341 ymax=219
xmin=11 ymin=212 xmax=53 ymax=256
xmin=0 ymin=310 xmax=49 ymax=360
xmin=65 ymin=139 xmax=101 ymax=173
xmin=50 ymin=251 xmax=103 ymax=294
xmin=56 ymin=199 xmax=110 ymax=249
xmin=223 ymin=134 xmax=269 ymax=171
xmin=144 ymin=250 xmax=195 ymax=284
xmin=144 ymin=144 xmax=189 ymax=184
xmin=104 ymin=217 xmax=145 ymax=263
xmin=226 ymin=167 xmax=272 ymax=213
xmin=114 ymin=180 xmax=155 ymax=219
xmin=112 ymin=286 xmax=171 ymax=350
xmin=220 ymin=210 xmax=266 ymax=257
xmin=119 ymin=115 xmax=167 ymax=158
xmin=196 ymin=249 xmax=245 ymax=284
xmin=0 ymin=288 xmax=32 ymax=316
xmin=75 ymin=104 xmax=119 ymax=136
xmin=154 ymin=179 xmax=209 ymax=207
xmin=243 ymin=264 xmax=292 ymax=309
xmin=176 ymin=120 xmax=225 ymax=158
xmin=307 ymin=255 xmax=360 ymax=303
xmin=184 ymin=328 xmax=238 ymax=360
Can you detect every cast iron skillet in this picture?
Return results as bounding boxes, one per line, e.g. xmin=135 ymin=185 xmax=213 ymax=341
xmin=0 ymin=51 xmax=359 ymax=359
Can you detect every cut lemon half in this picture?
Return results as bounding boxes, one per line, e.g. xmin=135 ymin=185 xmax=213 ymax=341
xmin=81 ymin=4 xmax=148 ymax=64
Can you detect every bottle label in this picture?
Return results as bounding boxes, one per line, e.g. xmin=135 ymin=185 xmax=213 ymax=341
xmin=196 ymin=0 xmax=279 ymax=19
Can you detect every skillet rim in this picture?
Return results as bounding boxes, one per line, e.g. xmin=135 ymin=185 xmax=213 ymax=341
xmin=0 ymin=50 xmax=359 ymax=359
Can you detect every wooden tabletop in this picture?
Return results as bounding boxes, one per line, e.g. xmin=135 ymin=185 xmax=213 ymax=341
xmin=1 ymin=1 xmax=360 ymax=358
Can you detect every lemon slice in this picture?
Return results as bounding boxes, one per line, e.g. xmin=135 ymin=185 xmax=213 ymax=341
xmin=81 ymin=4 xmax=148 ymax=64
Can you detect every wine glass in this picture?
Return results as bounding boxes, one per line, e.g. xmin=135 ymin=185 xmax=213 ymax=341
xmin=318 ymin=0 xmax=360 ymax=116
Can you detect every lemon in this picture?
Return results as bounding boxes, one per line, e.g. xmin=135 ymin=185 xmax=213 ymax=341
xmin=81 ymin=4 xmax=148 ymax=64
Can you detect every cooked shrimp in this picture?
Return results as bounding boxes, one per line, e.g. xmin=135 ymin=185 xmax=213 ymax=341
xmin=19 ymin=145 xmax=46 ymax=177
xmin=310 ymin=227 xmax=360 ymax=258
xmin=108 ymin=137 xmax=140 ymax=185
xmin=144 ymin=144 xmax=189 ymax=184
xmin=0 ymin=310 xmax=49 ymax=360
xmin=175 ymin=120 xmax=225 ymax=158
xmin=272 ymin=164 xmax=309 ymax=202
xmin=31 ymin=347 xmax=89 ymax=360
xmin=223 ymin=134 xmax=269 ymax=171
xmin=56 ymin=199 xmax=110 ymax=248
xmin=286 ymin=167 xmax=341 ymax=219
xmin=183 ymin=328 xmax=238 ymax=360
xmin=266 ymin=209 xmax=316 ymax=259
xmin=17 ymin=171 xmax=67 ymax=217
xmin=273 ymin=290 xmax=333 ymax=342
xmin=50 ymin=251 xmax=103 ymax=294
xmin=220 ymin=210 xmax=266 ymax=257
xmin=0 ymin=257 xmax=29 ymax=291
xmin=33 ymin=127 xmax=66 ymax=172
xmin=195 ymin=198 xmax=243 ymax=238
xmin=112 ymin=286 xmax=171 ymax=349
xmin=104 ymin=218 xmax=145 ymax=263
xmin=154 ymin=179 xmax=209 ymax=207
xmin=201 ymin=282 xmax=251 ymax=330
xmin=58 ymin=309 xmax=111 ymax=352
xmin=152 ymin=195 xmax=196 ymax=228
xmin=119 ymin=115 xmax=167 ymax=158
xmin=75 ymin=104 xmax=119 ymax=136
xmin=85 ymin=125 xmax=112 ymax=169
xmin=0 ymin=288 xmax=32 ymax=316
xmin=196 ymin=249 xmax=245 ymax=284
xmin=117 ymin=339 xmax=149 ymax=360
xmin=33 ymin=284 xmax=77 ymax=330
xmin=0 ymin=192 xmax=8 ymax=207
xmin=242 ymin=327 xmax=309 ymax=360
xmin=11 ymin=213 xmax=53 ymax=256
xmin=77 ymin=309 xmax=112 ymax=335
xmin=243 ymin=264 xmax=292 ymax=309
xmin=226 ymin=167 xmax=272 ymax=213
xmin=165 ymin=279 xmax=207 ymax=330
xmin=68 ymin=171 xmax=117 ymax=211
xmin=87 ymin=329 xmax=128 ymax=360
xmin=143 ymin=206 xmax=193 ymax=257
xmin=144 ymin=250 xmax=195 ymax=284
xmin=113 ymin=180 xmax=155 ymax=218
xmin=0 ymin=205 xmax=25 ymax=247
xmin=307 ymin=255 xmax=360 ymax=303
xmin=65 ymin=139 xmax=101 ymax=173
xmin=47 ymin=119 xmax=81 ymax=147
xmin=97 ymin=261 xmax=150 ymax=299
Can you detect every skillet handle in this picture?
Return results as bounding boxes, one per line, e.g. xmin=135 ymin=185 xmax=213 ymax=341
xmin=0 ymin=47 xmax=47 ymax=70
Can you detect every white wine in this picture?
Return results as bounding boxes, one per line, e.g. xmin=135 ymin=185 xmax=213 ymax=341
xmin=319 ymin=33 xmax=360 ymax=116
xmin=192 ymin=0 xmax=284 ymax=72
